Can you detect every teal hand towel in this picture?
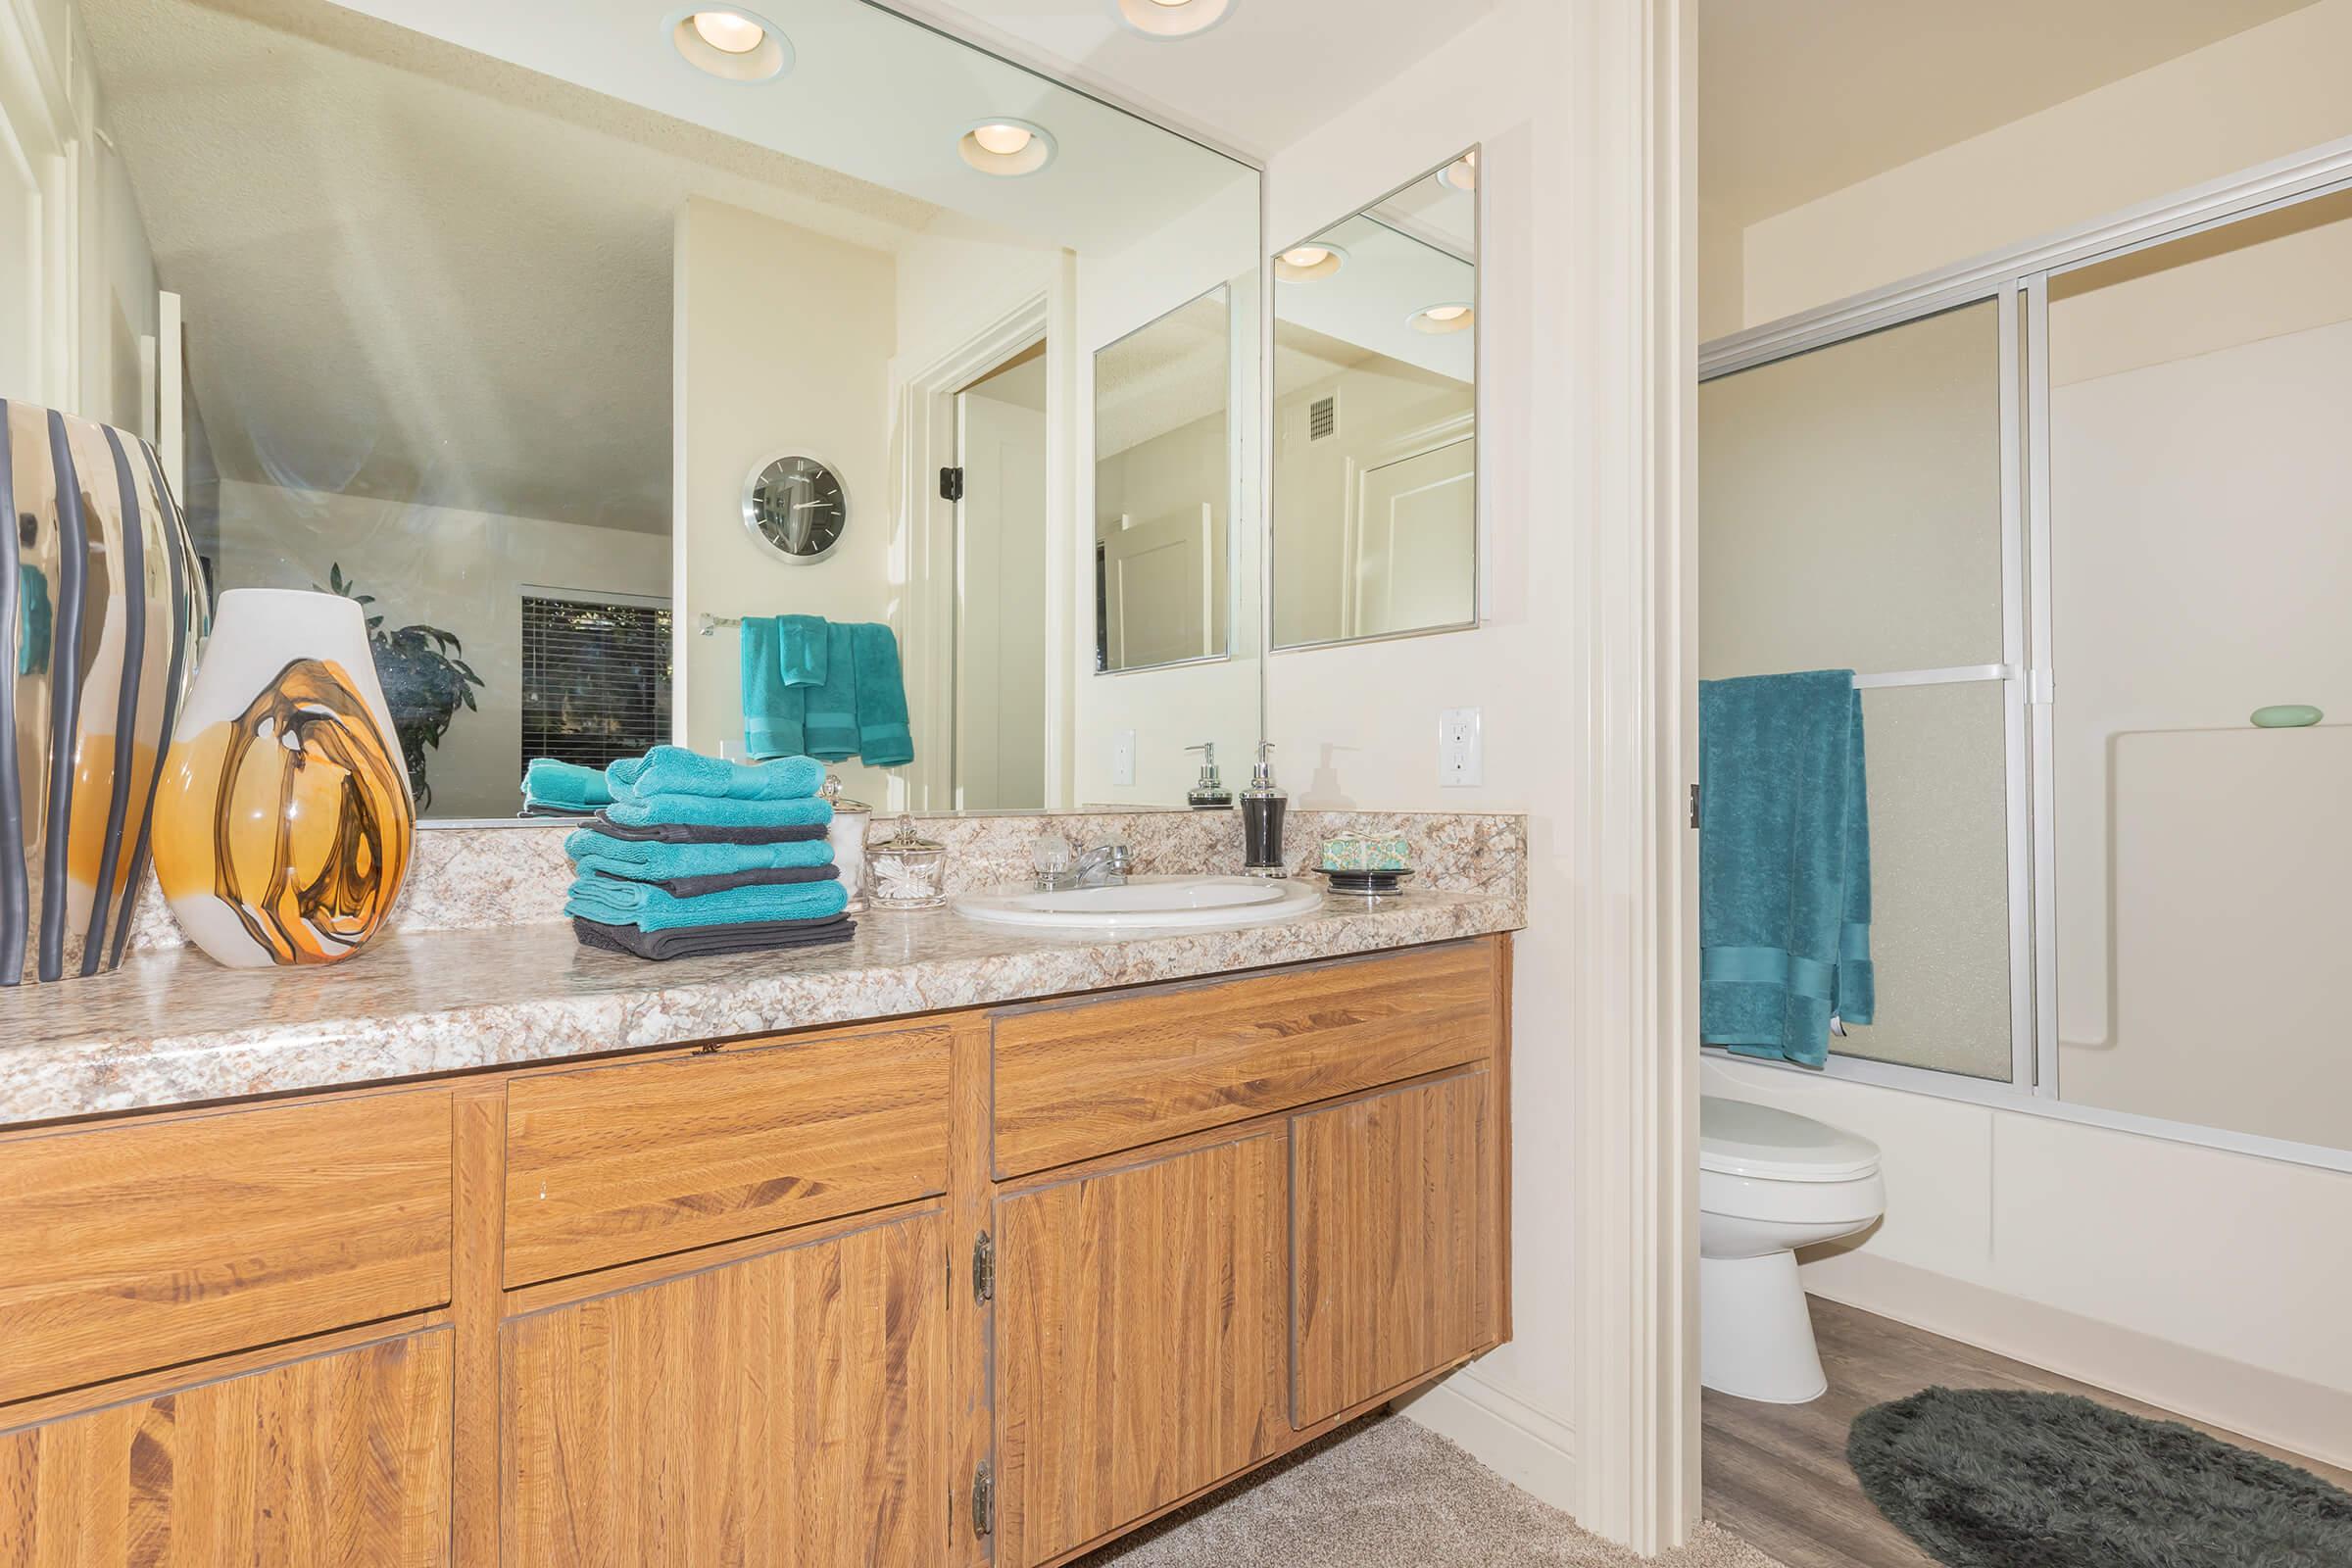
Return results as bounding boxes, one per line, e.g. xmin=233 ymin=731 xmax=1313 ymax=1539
xmin=522 ymin=759 xmax=612 ymax=810
xmin=565 ymin=872 xmax=852 ymax=932
xmin=608 ymin=746 xmax=823 ymax=803
xmin=803 ymin=622 xmax=860 ymax=761
xmin=852 ymin=622 xmax=913 ymax=768
xmin=778 ymin=614 xmax=828 ymax=687
xmin=1698 ymin=670 xmax=1874 ymax=1068
xmin=564 ymin=828 xmax=833 ymax=879
xmin=602 ymin=793 xmax=834 ymax=829
xmin=741 ymin=618 xmax=805 ymax=760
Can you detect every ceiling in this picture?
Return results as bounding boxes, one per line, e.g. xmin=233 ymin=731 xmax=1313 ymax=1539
xmin=1700 ymin=0 xmax=2320 ymax=224
xmin=330 ymin=0 xmax=1256 ymax=257
xmin=888 ymin=0 xmax=1508 ymax=161
xmin=88 ymin=0 xmax=953 ymax=534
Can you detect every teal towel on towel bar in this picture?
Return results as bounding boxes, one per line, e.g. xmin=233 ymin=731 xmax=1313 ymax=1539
xmin=564 ymin=872 xmax=852 ymax=931
xmin=522 ymin=759 xmax=612 ymax=810
xmin=564 ymin=828 xmax=834 ymax=879
xmin=602 ymin=792 xmax=834 ymax=829
xmin=778 ymin=614 xmax=828 ymax=687
xmin=803 ymin=622 xmax=860 ymax=761
xmin=853 ymin=623 xmax=913 ymax=768
xmin=740 ymin=618 xmax=806 ymax=760
xmin=607 ymin=746 xmax=823 ymax=803
xmin=1698 ymin=669 xmax=1874 ymax=1068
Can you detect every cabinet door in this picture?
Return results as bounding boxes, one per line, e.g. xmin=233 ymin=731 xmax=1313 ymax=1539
xmin=0 ymin=1329 xmax=453 ymax=1565
xmin=995 ymin=1132 xmax=1289 ymax=1568
xmin=1292 ymin=1072 xmax=1497 ymax=1427
xmin=500 ymin=1209 xmax=948 ymax=1567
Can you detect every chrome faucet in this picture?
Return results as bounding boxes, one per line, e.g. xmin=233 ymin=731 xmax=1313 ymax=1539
xmin=1038 ymin=841 xmax=1132 ymax=891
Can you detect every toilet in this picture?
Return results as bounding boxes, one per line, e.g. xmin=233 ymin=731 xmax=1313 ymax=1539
xmin=1699 ymin=1096 xmax=1884 ymax=1403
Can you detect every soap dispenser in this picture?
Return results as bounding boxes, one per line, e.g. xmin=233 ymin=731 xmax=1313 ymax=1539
xmin=1241 ymin=742 xmax=1288 ymax=876
xmin=1186 ymin=743 xmax=1233 ymax=809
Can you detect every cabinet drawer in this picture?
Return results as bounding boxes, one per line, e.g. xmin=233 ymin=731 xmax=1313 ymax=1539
xmin=503 ymin=1025 xmax=953 ymax=1287
xmin=991 ymin=939 xmax=1499 ymax=1178
xmin=0 ymin=1090 xmax=455 ymax=1404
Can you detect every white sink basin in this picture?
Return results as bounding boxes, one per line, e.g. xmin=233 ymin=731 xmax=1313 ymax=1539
xmin=954 ymin=874 xmax=1324 ymax=932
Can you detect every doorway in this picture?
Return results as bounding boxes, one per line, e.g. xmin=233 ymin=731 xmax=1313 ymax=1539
xmin=954 ymin=340 xmax=1050 ymax=810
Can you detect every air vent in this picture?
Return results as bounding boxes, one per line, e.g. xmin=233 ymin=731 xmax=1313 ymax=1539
xmin=1308 ymin=395 xmax=1337 ymax=441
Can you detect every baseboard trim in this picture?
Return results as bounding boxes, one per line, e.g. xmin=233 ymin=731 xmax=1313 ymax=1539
xmin=1800 ymin=1250 xmax=2352 ymax=1472
xmin=1394 ymin=1365 xmax=1580 ymax=1515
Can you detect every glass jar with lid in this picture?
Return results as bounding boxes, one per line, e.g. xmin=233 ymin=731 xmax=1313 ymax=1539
xmin=820 ymin=775 xmax=872 ymax=912
xmin=868 ymin=814 xmax=948 ymax=910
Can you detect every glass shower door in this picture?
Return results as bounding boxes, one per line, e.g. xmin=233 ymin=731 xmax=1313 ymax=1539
xmin=1698 ymin=297 xmax=2028 ymax=1082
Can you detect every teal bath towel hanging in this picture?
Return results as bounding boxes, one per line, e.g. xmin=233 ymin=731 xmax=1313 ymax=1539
xmin=1698 ymin=669 xmax=1875 ymax=1068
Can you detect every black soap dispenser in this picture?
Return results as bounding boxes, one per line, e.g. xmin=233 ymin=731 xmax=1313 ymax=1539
xmin=1241 ymin=742 xmax=1288 ymax=877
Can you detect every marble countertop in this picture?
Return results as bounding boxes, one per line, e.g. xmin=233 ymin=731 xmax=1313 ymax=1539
xmin=0 ymin=889 xmax=1525 ymax=1128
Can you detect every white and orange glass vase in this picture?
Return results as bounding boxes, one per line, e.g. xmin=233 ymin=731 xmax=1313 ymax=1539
xmin=152 ymin=589 xmax=414 ymax=967
xmin=2 ymin=400 xmax=206 ymax=986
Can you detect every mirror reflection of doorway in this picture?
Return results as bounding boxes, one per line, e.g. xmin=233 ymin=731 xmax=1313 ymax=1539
xmin=954 ymin=341 xmax=1050 ymax=810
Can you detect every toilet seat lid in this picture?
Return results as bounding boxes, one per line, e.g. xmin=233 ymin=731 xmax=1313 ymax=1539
xmin=1700 ymin=1097 xmax=1881 ymax=1182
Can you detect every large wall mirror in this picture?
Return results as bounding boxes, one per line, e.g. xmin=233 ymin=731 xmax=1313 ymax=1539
xmin=1272 ymin=149 xmax=1480 ymax=649
xmin=45 ymin=0 xmax=1263 ymax=821
xmin=1094 ymin=285 xmax=1234 ymax=674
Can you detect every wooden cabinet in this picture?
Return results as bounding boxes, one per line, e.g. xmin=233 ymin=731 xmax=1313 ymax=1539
xmin=503 ymin=1025 xmax=952 ymax=1287
xmin=1291 ymin=1072 xmax=1499 ymax=1427
xmin=0 ymin=1328 xmax=453 ymax=1565
xmin=500 ymin=1208 xmax=949 ymax=1567
xmin=0 ymin=935 xmax=1510 ymax=1567
xmin=994 ymin=1133 xmax=1291 ymax=1568
xmin=990 ymin=940 xmax=1499 ymax=1177
xmin=0 ymin=1090 xmax=454 ymax=1403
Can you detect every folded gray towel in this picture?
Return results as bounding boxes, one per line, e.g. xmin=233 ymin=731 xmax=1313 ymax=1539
xmin=572 ymin=914 xmax=856 ymax=962
xmin=586 ymin=813 xmax=830 ymax=846
xmin=606 ymin=864 xmax=842 ymax=900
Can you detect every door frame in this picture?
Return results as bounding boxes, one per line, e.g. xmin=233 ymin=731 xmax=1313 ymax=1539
xmin=897 ymin=288 xmax=1072 ymax=811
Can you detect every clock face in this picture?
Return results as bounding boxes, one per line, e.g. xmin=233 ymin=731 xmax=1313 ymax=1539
xmin=744 ymin=455 xmax=848 ymax=564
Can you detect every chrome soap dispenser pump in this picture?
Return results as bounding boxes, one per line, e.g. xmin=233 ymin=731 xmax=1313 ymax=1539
xmin=1241 ymin=742 xmax=1288 ymax=877
xmin=1186 ymin=743 xmax=1234 ymax=809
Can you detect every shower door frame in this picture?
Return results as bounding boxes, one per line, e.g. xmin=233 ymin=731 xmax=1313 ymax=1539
xmin=1698 ymin=133 xmax=2352 ymax=1177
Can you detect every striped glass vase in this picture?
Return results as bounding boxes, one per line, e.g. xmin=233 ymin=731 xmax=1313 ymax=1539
xmin=2 ymin=400 xmax=206 ymax=986
xmin=152 ymin=590 xmax=415 ymax=968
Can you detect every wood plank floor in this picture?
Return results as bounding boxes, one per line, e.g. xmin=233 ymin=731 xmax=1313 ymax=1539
xmin=1702 ymin=1294 xmax=2352 ymax=1568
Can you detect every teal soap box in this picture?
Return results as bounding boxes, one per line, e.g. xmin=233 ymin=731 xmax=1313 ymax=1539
xmin=1320 ymin=831 xmax=1410 ymax=873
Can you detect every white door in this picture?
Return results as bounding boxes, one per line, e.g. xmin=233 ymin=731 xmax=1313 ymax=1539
xmin=956 ymin=385 xmax=1049 ymax=810
xmin=1100 ymin=503 xmax=1215 ymax=668
xmin=1353 ymin=435 xmax=1474 ymax=637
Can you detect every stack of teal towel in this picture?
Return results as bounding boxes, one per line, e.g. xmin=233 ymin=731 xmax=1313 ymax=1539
xmin=520 ymin=759 xmax=612 ymax=816
xmin=551 ymin=746 xmax=854 ymax=961
xmin=741 ymin=615 xmax=912 ymax=767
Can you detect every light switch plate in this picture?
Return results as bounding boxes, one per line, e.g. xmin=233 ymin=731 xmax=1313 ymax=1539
xmin=1439 ymin=708 xmax=1483 ymax=787
xmin=1112 ymin=729 xmax=1138 ymax=787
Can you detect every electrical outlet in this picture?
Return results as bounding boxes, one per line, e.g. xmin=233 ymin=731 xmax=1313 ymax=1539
xmin=1439 ymin=708 xmax=1483 ymax=787
xmin=1111 ymin=729 xmax=1138 ymax=787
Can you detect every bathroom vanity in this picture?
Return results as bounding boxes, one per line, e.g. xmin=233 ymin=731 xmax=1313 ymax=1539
xmin=0 ymin=857 xmax=1518 ymax=1567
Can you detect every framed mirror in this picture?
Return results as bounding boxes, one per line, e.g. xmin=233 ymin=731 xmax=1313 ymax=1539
xmin=1093 ymin=285 xmax=1235 ymax=674
xmin=743 ymin=454 xmax=849 ymax=564
xmin=1272 ymin=148 xmax=1480 ymax=650
xmin=49 ymin=0 xmax=1266 ymax=821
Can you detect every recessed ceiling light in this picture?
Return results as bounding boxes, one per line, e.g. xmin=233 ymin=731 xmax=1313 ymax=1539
xmin=1273 ymin=242 xmax=1348 ymax=282
xmin=1111 ymin=0 xmax=1235 ymax=41
xmin=671 ymin=8 xmax=791 ymax=81
xmin=959 ymin=118 xmax=1057 ymax=177
xmin=1410 ymin=303 xmax=1475 ymax=334
xmin=692 ymin=12 xmax=763 ymax=52
xmin=1438 ymin=150 xmax=1479 ymax=192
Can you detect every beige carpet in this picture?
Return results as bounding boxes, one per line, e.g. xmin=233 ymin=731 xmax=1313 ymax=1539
xmin=1075 ymin=1411 xmax=1784 ymax=1567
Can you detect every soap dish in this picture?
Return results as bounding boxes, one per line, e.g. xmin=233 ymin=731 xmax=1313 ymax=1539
xmin=1323 ymin=867 xmax=1415 ymax=897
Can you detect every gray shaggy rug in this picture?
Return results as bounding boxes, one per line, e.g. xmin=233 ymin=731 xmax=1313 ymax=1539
xmin=1847 ymin=1387 xmax=2352 ymax=1567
